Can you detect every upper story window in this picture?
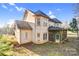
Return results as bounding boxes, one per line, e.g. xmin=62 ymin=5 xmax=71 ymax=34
xmin=54 ymin=23 xmax=60 ymax=27
xmin=37 ymin=18 xmax=40 ymax=26
xmin=56 ymin=23 xmax=59 ymax=27
xmin=43 ymin=21 xmax=47 ymax=26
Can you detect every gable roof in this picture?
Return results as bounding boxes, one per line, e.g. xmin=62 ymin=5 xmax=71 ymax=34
xmin=15 ymin=20 xmax=32 ymax=30
xmin=24 ymin=9 xmax=62 ymax=23
xmin=49 ymin=18 xmax=62 ymax=23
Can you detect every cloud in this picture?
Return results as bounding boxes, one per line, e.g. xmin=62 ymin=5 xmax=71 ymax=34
xmin=15 ymin=6 xmax=25 ymax=12
xmin=1 ymin=4 xmax=8 ymax=9
xmin=8 ymin=3 xmax=25 ymax=12
xmin=8 ymin=3 xmax=15 ymax=6
xmin=56 ymin=8 xmax=61 ymax=11
xmin=48 ymin=10 xmax=56 ymax=18
xmin=48 ymin=10 xmax=52 ymax=15
xmin=50 ymin=15 xmax=56 ymax=18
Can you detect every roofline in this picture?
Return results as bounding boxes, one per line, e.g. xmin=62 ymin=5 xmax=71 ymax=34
xmin=23 ymin=9 xmax=62 ymax=23
xmin=49 ymin=18 xmax=62 ymax=23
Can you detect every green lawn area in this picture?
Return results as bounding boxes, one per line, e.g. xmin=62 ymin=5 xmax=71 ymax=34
xmin=0 ymin=33 xmax=78 ymax=56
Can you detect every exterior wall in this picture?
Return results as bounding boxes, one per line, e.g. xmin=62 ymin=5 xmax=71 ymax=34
xmin=15 ymin=26 xmax=32 ymax=44
xmin=20 ymin=29 xmax=32 ymax=44
xmin=33 ymin=16 xmax=49 ymax=44
xmin=23 ymin=10 xmax=36 ymax=43
xmin=54 ymin=23 xmax=61 ymax=27
xmin=23 ymin=11 xmax=49 ymax=44
xmin=48 ymin=21 xmax=61 ymax=27
xmin=48 ymin=21 xmax=55 ymax=26
xmin=24 ymin=10 xmax=35 ymax=23
xmin=15 ymin=26 xmax=20 ymax=44
xmin=27 ymin=22 xmax=36 ymax=44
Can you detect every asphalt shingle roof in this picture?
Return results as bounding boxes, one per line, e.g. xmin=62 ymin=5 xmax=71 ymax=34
xmin=49 ymin=18 xmax=62 ymax=23
xmin=25 ymin=10 xmax=62 ymax=23
xmin=34 ymin=10 xmax=49 ymax=18
xmin=15 ymin=20 xmax=32 ymax=30
xmin=48 ymin=26 xmax=66 ymax=31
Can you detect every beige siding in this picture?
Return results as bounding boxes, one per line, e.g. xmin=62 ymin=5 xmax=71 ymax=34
xmin=48 ymin=21 xmax=61 ymax=27
xmin=15 ymin=24 xmax=32 ymax=44
xmin=33 ymin=17 xmax=48 ymax=44
xmin=23 ymin=10 xmax=36 ymax=43
xmin=20 ymin=29 xmax=32 ymax=44
xmin=15 ymin=26 xmax=20 ymax=44
xmin=48 ymin=21 xmax=55 ymax=26
xmin=24 ymin=10 xmax=35 ymax=23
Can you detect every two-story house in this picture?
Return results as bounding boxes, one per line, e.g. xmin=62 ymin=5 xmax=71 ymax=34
xmin=14 ymin=9 xmax=67 ymax=44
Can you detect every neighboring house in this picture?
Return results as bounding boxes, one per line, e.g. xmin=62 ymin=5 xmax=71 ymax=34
xmin=14 ymin=9 xmax=67 ymax=44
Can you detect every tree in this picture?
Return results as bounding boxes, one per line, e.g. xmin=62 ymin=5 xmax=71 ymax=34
xmin=73 ymin=3 xmax=79 ymax=38
xmin=69 ymin=18 xmax=78 ymax=32
xmin=0 ymin=24 xmax=15 ymax=35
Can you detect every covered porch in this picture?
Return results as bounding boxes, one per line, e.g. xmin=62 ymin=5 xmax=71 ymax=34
xmin=48 ymin=26 xmax=67 ymax=43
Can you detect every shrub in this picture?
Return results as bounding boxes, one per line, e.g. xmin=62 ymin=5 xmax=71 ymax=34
xmin=0 ymin=35 xmax=2 ymax=39
xmin=0 ymin=35 xmax=14 ymax=56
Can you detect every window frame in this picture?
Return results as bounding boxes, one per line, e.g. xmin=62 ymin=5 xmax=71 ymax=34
xmin=25 ymin=32 xmax=27 ymax=39
xmin=43 ymin=21 xmax=47 ymax=26
xmin=37 ymin=18 xmax=40 ymax=26
xmin=43 ymin=33 xmax=47 ymax=40
xmin=37 ymin=33 xmax=40 ymax=38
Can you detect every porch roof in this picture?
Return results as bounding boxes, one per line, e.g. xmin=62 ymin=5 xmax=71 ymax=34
xmin=15 ymin=20 xmax=32 ymax=30
xmin=48 ymin=26 xmax=67 ymax=31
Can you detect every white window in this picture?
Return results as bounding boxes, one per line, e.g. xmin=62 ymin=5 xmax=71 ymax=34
xmin=43 ymin=33 xmax=47 ymax=40
xmin=54 ymin=23 xmax=59 ymax=27
xmin=43 ymin=21 xmax=47 ymax=26
xmin=37 ymin=33 xmax=40 ymax=38
xmin=37 ymin=18 xmax=40 ymax=26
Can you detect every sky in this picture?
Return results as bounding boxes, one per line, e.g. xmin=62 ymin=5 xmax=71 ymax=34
xmin=0 ymin=3 xmax=74 ymax=27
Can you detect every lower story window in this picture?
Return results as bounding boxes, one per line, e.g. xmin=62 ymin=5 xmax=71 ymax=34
xmin=43 ymin=33 xmax=47 ymax=40
xmin=25 ymin=32 xmax=27 ymax=39
xmin=37 ymin=33 xmax=40 ymax=38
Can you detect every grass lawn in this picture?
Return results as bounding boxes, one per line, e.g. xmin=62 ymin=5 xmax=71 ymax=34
xmin=0 ymin=33 xmax=79 ymax=56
